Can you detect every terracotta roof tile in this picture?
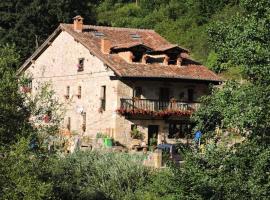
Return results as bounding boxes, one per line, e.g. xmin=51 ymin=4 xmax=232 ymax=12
xmin=112 ymin=42 xmax=150 ymax=50
xmin=18 ymin=23 xmax=222 ymax=82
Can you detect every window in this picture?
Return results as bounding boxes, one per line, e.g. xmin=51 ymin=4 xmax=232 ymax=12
xmin=100 ymin=86 xmax=106 ymax=111
xmin=65 ymin=86 xmax=70 ymax=99
xmin=67 ymin=117 xmax=71 ymax=131
xmin=168 ymin=121 xmax=192 ymax=139
xmin=77 ymin=86 xmax=82 ymax=99
xmin=187 ymin=89 xmax=194 ymax=102
xmin=82 ymin=112 xmax=86 ymax=132
xmin=134 ymin=87 xmax=142 ymax=98
xmin=77 ymin=58 xmax=84 ymax=72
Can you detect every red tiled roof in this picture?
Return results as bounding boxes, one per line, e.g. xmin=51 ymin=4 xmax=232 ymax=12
xmin=18 ymin=23 xmax=222 ymax=82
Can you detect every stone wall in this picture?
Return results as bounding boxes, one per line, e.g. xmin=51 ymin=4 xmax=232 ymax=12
xmin=23 ymin=30 xmax=209 ymax=146
xmin=24 ymin=31 xmax=118 ymax=139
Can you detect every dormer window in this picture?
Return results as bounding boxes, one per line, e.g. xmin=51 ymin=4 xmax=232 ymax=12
xmin=77 ymin=58 xmax=84 ymax=72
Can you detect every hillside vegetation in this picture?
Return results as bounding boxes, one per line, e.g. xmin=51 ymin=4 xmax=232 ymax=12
xmin=1 ymin=0 xmax=239 ymax=67
xmin=0 ymin=0 xmax=269 ymax=199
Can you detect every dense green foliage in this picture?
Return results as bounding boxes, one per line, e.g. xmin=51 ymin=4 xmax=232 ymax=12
xmin=0 ymin=138 xmax=52 ymax=200
xmin=134 ymin=141 xmax=270 ymax=200
xmin=0 ymin=0 xmax=98 ymax=62
xmin=0 ymin=44 xmax=31 ymax=146
xmin=49 ymin=151 xmax=149 ymax=200
xmin=1 ymin=0 xmax=239 ymax=65
xmin=0 ymin=0 xmax=269 ymax=199
xmin=208 ymin=0 xmax=270 ymax=78
xmin=1 ymin=141 xmax=151 ymax=200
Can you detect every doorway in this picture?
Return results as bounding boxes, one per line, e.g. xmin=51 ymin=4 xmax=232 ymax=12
xmin=159 ymin=88 xmax=170 ymax=110
xmin=187 ymin=89 xmax=194 ymax=102
xmin=148 ymin=125 xmax=159 ymax=145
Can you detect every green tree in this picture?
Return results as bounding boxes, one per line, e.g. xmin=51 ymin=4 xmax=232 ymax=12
xmin=0 ymin=138 xmax=53 ymax=200
xmin=208 ymin=0 xmax=270 ymax=83
xmin=0 ymin=44 xmax=31 ymax=146
xmin=0 ymin=0 xmax=98 ymax=64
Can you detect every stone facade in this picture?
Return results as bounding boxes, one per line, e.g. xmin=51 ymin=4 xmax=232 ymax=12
xmin=22 ymin=25 xmax=216 ymax=147
xmin=25 ymin=31 xmax=118 ymax=139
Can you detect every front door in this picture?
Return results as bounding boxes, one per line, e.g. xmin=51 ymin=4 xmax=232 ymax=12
xmin=148 ymin=125 xmax=159 ymax=145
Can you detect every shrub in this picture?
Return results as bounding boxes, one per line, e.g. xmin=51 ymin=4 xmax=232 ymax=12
xmin=49 ymin=151 xmax=151 ymax=200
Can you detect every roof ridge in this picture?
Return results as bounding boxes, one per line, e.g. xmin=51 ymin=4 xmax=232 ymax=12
xmin=62 ymin=23 xmax=155 ymax=32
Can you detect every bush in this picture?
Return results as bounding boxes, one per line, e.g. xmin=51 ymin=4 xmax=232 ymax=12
xmin=49 ymin=151 xmax=151 ymax=200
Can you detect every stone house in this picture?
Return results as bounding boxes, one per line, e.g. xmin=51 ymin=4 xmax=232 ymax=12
xmin=18 ymin=16 xmax=221 ymax=147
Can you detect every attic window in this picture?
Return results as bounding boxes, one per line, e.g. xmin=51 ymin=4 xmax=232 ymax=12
xmin=94 ymin=32 xmax=105 ymax=37
xmin=130 ymin=33 xmax=141 ymax=39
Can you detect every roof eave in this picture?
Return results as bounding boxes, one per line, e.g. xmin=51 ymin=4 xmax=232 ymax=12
xmin=120 ymin=75 xmax=223 ymax=83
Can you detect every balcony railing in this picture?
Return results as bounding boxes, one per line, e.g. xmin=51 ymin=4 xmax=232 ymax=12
xmin=118 ymin=98 xmax=200 ymax=117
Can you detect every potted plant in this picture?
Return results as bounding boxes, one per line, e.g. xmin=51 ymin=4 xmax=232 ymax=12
xmin=130 ymin=126 xmax=144 ymax=140
xmin=130 ymin=127 xmax=145 ymax=150
xmin=149 ymin=136 xmax=157 ymax=151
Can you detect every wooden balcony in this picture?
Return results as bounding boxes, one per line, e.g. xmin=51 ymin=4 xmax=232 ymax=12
xmin=118 ymin=98 xmax=200 ymax=117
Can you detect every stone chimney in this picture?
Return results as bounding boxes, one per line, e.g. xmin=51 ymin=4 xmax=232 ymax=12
xmin=101 ymin=38 xmax=111 ymax=54
xmin=73 ymin=15 xmax=84 ymax=32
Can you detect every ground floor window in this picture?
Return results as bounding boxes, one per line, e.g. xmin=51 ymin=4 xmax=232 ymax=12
xmin=168 ymin=121 xmax=192 ymax=139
